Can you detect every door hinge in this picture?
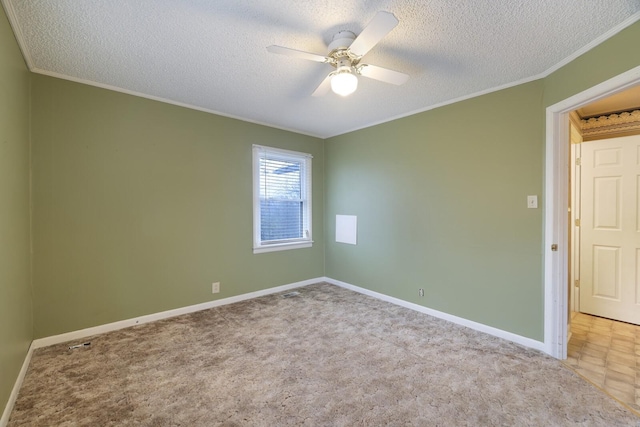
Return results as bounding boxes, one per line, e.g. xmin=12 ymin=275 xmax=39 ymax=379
xmin=551 ymin=244 xmax=558 ymax=251
xmin=575 ymin=218 xmax=580 ymax=227
xmin=575 ymin=279 xmax=580 ymax=288
xmin=576 ymin=157 xmax=581 ymax=166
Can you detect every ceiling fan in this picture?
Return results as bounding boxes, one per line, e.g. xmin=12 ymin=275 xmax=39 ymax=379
xmin=267 ymin=11 xmax=409 ymax=97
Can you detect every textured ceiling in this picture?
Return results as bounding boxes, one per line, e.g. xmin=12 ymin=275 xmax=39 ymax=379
xmin=3 ymin=0 xmax=640 ymax=138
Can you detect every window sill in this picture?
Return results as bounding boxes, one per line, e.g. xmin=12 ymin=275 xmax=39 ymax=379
xmin=253 ymin=241 xmax=313 ymax=254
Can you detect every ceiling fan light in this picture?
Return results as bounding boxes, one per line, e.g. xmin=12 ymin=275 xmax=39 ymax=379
xmin=331 ymin=71 xmax=358 ymax=96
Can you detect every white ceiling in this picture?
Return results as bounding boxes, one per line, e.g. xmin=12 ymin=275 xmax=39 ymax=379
xmin=4 ymin=1 xmax=640 ymax=138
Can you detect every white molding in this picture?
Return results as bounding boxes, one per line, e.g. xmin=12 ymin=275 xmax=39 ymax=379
xmin=546 ymin=66 xmax=640 ymax=114
xmin=0 ymin=0 xmax=34 ymax=69
xmin=35 ymin=64 xmax=542 ymax=142
xmin=2 ymin=1 xmax=638 ymax=141
xmin=1 ymin=343 xmax=34 ymax=427
xmin=328 ymin=11 xmax=640 ymax=139
xmin=27 ymin=275 xmax=550 ymax=353
xmin=544 ymin=105 xmax=570 ymax=359
xmin=2 ymin=272 xmax=572 ymax=424
xmin=3 ymin=278 xmax=321 ymax=422
xmin=544 ymin=64 xmax=640 ymax=359
xmin=29 ymin=68 xmax=325 ymax=140
xmin=540 ymin=12 xmax=640 ymax=78
xmin=323 ymin=277 xmax=547 ymax=354
xmin=252 ymin=144 xmax=314 ymax=159
xmin=32 ymin=277 xmax=322 ymax=349
xmin=329 ymin=73 xmax=544 ymax=138
xmin=252 ymin=144 xmax=313 ymax=254
xmin=253 ymin=242 xmax=313 ymax=254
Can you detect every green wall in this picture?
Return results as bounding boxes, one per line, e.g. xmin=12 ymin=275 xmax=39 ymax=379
xmin=325 ymin=20 xmax=640 ymax=342
xmin=31 ymin=75 xmax=324 ymax=338
xmin=544 ymin=21 xmax=640 ymax=108
xmin=326 ymin=81 xmax=545 ymax=339
xmin=0 ymin=5 xmax=32 ymax=416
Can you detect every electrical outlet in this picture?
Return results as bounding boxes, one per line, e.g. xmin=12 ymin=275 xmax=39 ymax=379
xmin=212 ymin=282 xmax=220 ymax=294
xmin=419 ymin=288 xmax=424 ymax=297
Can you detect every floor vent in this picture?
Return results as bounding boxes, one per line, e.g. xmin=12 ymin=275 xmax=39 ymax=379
xmin=282 ymin=291 xmax=301 ymax=298
xmin=68 ymin=342 xmax=91 ymax=350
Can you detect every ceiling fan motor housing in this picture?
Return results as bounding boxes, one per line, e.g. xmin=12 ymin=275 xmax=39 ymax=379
xmin=328 ymin=30 xmax=356 ymax=52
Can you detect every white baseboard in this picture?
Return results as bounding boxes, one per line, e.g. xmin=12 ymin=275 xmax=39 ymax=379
xmin=323 ymin=277 xmax=547 ymax=354
xmin=32 ymin=277 xmax=323 ymax=349
xmin=3 ymin=277 xmax=322 ymax=424
xmin=4 ymin=275 xmax=546 ymax=425
xmin=34 ymin=276 xmax=545 ymax=352
xmin=1 ymin=342 xmax=34 ymax=427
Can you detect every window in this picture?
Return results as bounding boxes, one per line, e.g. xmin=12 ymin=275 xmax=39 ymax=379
xmin=252 ymin=145 xmax=312 ymax=253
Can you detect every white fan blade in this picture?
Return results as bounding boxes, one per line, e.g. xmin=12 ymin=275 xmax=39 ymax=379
xmin=266 ymin=45 xmax=328 ymax=63
xmin=312 ymin=74 xmax=332 ymax=97
xmin=348 ymin=11 xmax=399 ymax=58
xmin=358 ymin=64 xmax=409 ymax=85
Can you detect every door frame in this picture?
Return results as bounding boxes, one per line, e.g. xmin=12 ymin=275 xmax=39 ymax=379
xmin=545 ymin=64 xmax=640 ymax=359
xmin=569 ymin=130 xmax=581 ymax=314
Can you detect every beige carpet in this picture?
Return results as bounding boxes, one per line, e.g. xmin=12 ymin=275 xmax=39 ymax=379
xmin=8 ymin=283 xmax=640 ymax=426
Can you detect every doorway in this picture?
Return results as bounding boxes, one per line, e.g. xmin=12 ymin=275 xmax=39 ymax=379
xmin=561 ymin=86 xmax=640 ymax=410
xmin=545 ymin=65 xmax=640 ymax=359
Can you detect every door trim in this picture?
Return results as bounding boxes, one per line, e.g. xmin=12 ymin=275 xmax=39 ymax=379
xmin=545 ymin=65 xmax=640 ymax=359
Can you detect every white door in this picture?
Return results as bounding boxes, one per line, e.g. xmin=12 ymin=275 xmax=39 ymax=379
xmin=580 ymin=134 xmax=640 ymax=324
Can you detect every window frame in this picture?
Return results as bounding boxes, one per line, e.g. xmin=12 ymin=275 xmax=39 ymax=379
xmin=252 ymin=144 xmax=313 ymax=254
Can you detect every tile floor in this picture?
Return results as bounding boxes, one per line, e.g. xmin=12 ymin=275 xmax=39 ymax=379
xmin=564 ymin=311 xmax=640 ymax=413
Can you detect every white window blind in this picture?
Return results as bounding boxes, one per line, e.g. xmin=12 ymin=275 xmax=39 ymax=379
xmin=253 ymin=145 xmax=312 ymax=253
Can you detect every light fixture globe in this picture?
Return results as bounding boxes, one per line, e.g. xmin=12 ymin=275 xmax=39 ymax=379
xmin=331 ymin=70 xmax=358 ymax=96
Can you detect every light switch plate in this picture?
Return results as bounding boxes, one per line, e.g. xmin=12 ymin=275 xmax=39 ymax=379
xmin=527 ymin=195 xmax=538 ymax=209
